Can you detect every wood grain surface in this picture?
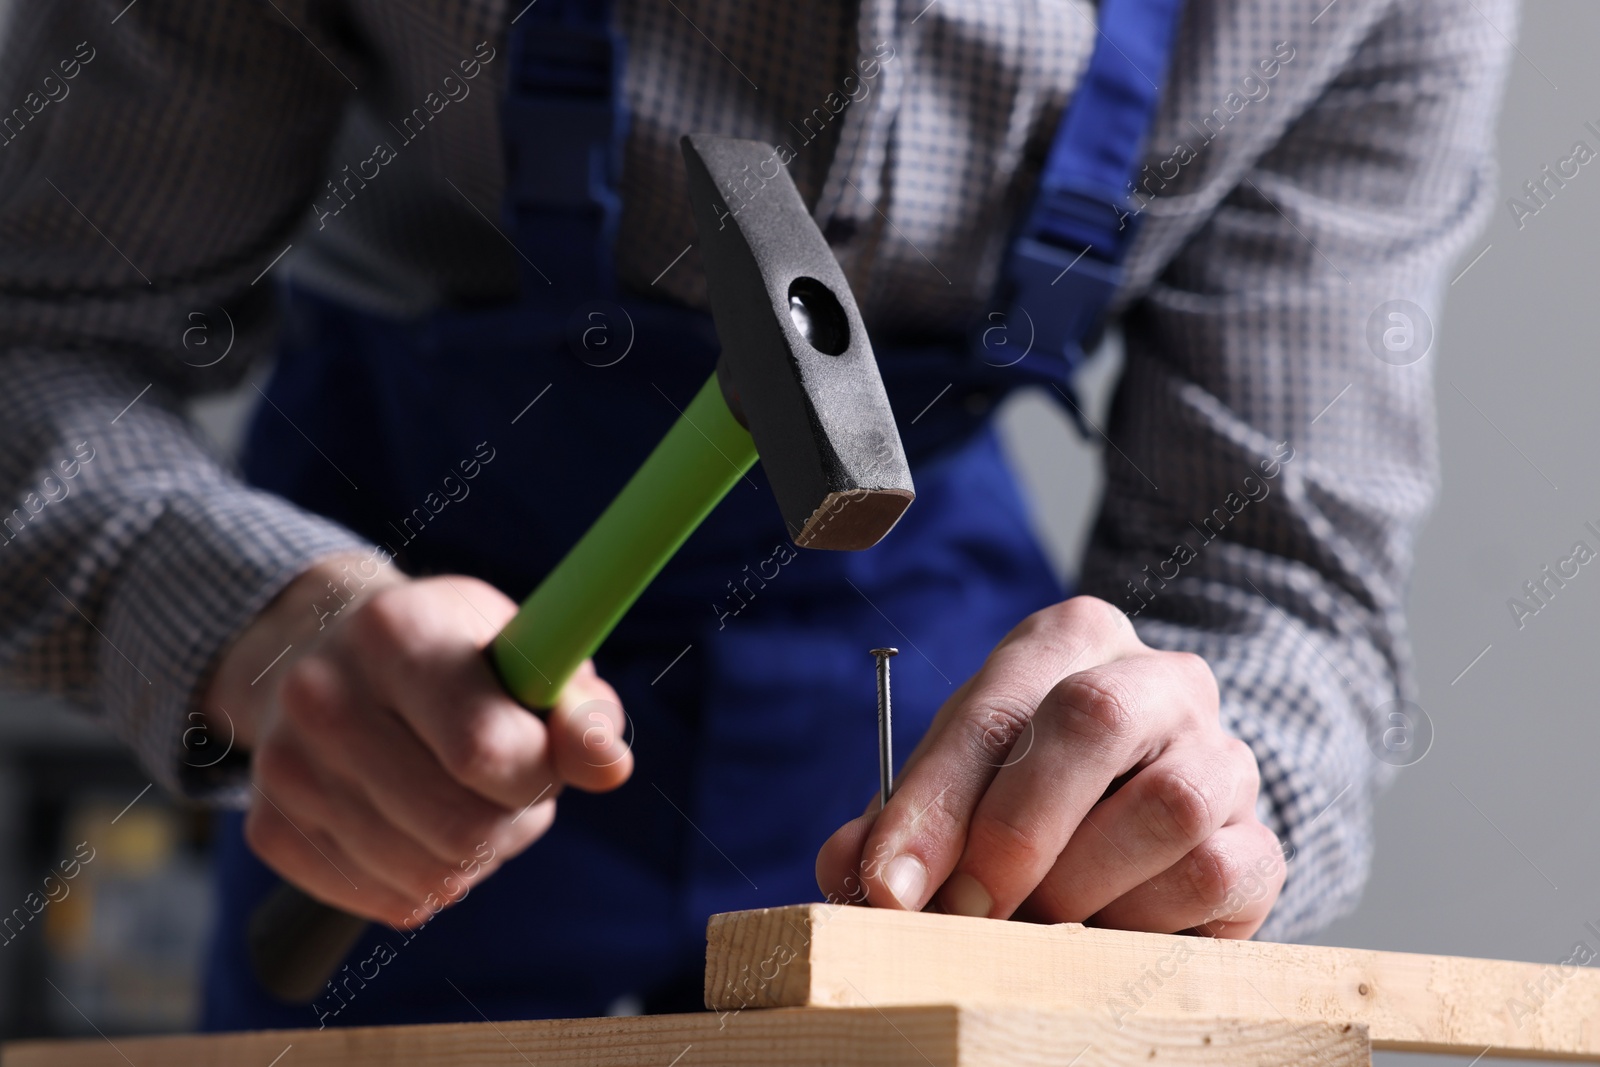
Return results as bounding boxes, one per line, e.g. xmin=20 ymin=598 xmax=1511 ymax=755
xmin=704 ymin=904 xmax=1600 ymax=1060
xmin=2 ymin=1006 xmax=1368 ymax=1067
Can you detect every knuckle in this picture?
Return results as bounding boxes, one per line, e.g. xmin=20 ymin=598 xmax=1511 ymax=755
xmin=1004 ymin=598 xmax=1131 ymax=678
xmin=279 ymin=660 xmax=341 ymax=735
xmin=1237 ymin=825 xmax=1287 ymax=897
xmin=1182 ymin=837 xmax=1244 ymax=914
xmin=1256 ymin=830 xmax=1289 ymax=891
xmin=968 ymin=807 xmax=1053 ymax=870
xmin=1054 ymin=670 xmax=1140 ymax=744
xmin=1173 ymin=651 xmax=1220 ymax=706
xmin=442 ymin=717 xmax=518 ymax=788
xmin=278 ymin=658 xmax=319 ymax=706
xmin=1225 ymin=737 xmax=1262 ymax=793
xmin=1142 ymin=765 xmax=1218 ymax=846
xmin=278 ymin=659 xmax=321 ymax=712
xmin=1058 ymin=595 xmax=1128 ymax=634
xmin=880 ymin=786 xmax=960 ymax=863
xmin=1010 ymin=605 xmax=1056 ymax=641
xmin=960 ymin=694 xmax=1035 ymax=761
xmin=352 ymin=587 xmax=425 ymax=659
xmin=1015 ymin=596 xmax=1117 ymax=647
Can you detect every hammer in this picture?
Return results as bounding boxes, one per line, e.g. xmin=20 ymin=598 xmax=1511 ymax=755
xmin=248 ymin=134 xmax=916 ymax=1002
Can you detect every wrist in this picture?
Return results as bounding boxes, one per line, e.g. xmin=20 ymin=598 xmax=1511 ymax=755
xmin=203 ymin=550 xmax=407 ymax=748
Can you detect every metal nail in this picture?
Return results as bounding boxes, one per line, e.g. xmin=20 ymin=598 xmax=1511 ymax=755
xmin=870 ymin=647 xmax=898 ymax=808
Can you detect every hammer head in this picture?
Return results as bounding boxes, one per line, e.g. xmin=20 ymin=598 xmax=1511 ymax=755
xmin=681 ymin=134 xmax=914 ymax=551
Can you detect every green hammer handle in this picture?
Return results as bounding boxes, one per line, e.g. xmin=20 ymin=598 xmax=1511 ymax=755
xmin=491 ymin=371 xmax=757 ymax=708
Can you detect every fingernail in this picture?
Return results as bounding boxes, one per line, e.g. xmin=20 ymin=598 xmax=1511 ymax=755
xmin=939 ymin=871 xmax=992 ymax=918
xmin=883 ymin=854 xmax=928 ymax=909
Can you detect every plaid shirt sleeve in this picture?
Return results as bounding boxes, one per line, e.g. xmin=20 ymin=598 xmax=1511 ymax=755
xmin=0 ymin=352 xmax=368 ymax=802
xmin=1080 ymin=0 xmax=1516 ymax=939
xmin=0 ymin=0 xmax=372 ymax=802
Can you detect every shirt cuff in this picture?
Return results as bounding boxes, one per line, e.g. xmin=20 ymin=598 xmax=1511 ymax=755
xmin=97 ymin=484 xmax=367 ymax=806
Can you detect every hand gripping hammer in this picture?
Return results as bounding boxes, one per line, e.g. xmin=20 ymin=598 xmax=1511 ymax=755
xmin=248 ymin=134 xmax=915 ymax=1002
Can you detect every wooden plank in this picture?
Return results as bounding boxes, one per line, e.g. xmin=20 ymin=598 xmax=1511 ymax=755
xmin=1 ymin=1007 xmax=1366 ymax=1067
xmin=704 ymin=904 xmax=1600 ymax=1061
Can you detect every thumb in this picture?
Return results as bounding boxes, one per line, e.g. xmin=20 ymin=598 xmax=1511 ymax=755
xmin=546 ymin=660 xmax=634 ymax=792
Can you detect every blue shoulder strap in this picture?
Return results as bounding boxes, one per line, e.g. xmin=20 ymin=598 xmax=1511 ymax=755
xmin=990 ymin=0 xmax=1188 ymax=381
xmin=501 ymin=0 xmax=627 ymax=301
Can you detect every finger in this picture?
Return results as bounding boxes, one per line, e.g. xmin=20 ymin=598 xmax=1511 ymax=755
xmin=351 ymin=580 xmax=561 ymax=810
xmin=893 ymin=674 xmax=976 ymax=777
xmin=1079 ymin=820 xmax=1287 ymax=938
xmin=815 ymin=809 xmax=883 ymax=906
xmin=1016 ymin=735 xmax=1256 ymax=923
xmin=252 ymin=726 xmax=442 ymax=907
xmin=243 ymin=791 xmax=425 ymax=927
xmin=311 ymin=757 xmax=545 ymax=915
xmin=254 ymin=721 xmax=528 ymax=916
xmin=546 ymin=661 xmax=634 ymax=792
xmin=858 ymin=597 xmax=1143 ymax=912
xmin=279 ymin=653 xmax=558 ymax=869
xmin=936 ymin=652 xmax=1219 ymax=919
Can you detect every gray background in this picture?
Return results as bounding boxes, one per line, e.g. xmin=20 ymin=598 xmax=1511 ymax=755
xmin=0 ymin=0 xmax=1594 ymax=1051
xmin=997 ymin=2 xmax=1600 ymax=1062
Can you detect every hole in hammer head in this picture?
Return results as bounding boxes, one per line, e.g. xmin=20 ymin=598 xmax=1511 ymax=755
xmin=787 ymin=276 xmax=850 ymax=356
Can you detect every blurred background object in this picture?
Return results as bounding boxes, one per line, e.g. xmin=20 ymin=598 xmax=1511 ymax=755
xmin=0 ymin=1 xmax=1592 ymax=1054
xmin=0 ymin=698 xmax=212 ymax=1036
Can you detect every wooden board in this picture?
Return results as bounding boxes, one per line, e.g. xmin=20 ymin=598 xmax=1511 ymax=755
xmin=1 ymin=1006 xmax=1367 ymax=1067
xmin=705 ymin=904 xmax=1600 ymax=1061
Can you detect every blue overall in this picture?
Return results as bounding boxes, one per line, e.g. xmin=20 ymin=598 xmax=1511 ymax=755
xmin=202 ymin=0 xmax=1183 ymax=1030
